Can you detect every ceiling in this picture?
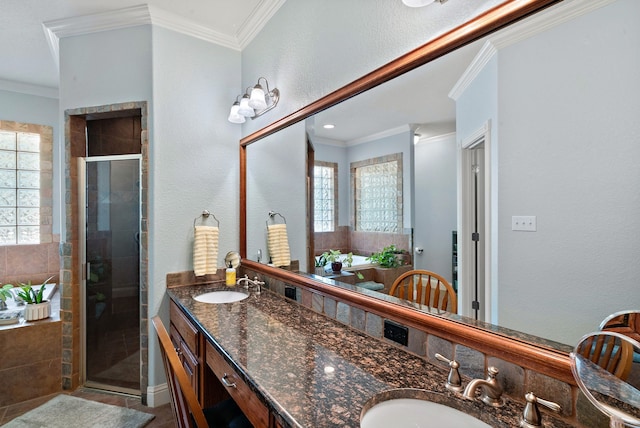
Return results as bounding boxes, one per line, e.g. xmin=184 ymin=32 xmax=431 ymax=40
xmin=0 ymin=0 xmax=284 ymax=91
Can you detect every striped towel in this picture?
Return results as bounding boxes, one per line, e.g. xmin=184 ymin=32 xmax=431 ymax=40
xmin=267 ymin=223 xmax=291 ymax=267
xmin=193 ymin=226 xmax=219 ymax=276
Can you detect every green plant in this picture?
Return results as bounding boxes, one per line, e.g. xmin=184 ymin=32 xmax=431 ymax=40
xmin=321 ymin=249 xmax=342 ymax=263
xmin=15 ymin=276 xmax=54 ymax=304
xmin=314 ymin=253 xmax=328 ymax=267
xmin=343 ymin=252 xmax=353 ymax=267
xmin=0 ymin=284 xmax=14 ymax=302
xmin=366 ymin=244 xmax=405 ymax=268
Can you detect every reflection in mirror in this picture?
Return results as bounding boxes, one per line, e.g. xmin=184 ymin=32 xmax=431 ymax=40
xmin=571 ymin=331 xmax=640 ymax=427
xmin=244 ymin=0 xmax=640 ymax=350
xmin=600 ymin=311 xmax=640 ymax=343
xmin=246 ymin=121 xmax=308 ymax=271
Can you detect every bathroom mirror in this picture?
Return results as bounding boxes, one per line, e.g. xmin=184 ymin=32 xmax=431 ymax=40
xmin=241 ymin=0 xmax=640 ymax=372
xmin=571 ymin=331 xmax=640 ymax=427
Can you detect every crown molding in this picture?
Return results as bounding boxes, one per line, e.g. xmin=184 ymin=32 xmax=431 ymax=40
xmin=347 ymin=124 xmax=411 ymax=147
xmin=237 ymin=0 xmax=287 ymax=49
xmin=42 ymin=1 xmax=289 ymax=68
xmin=416 ymin=131 xmax=456 ymax=145
xmin=449 ymin=0 xmax=616 ymax=101
xmin=0 ymin=79 xmax=59 ymax=99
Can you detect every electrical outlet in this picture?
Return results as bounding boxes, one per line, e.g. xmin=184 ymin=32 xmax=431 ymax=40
xmin=512 ymin=215 xmax=537 ymax=231
xmin=384 ymin=320 xmax=409 ymax=346
xmin=284 ymin=286 xmax=297 ymax=300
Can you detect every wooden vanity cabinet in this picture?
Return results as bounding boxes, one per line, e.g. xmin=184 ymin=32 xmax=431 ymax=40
xmin=169 ymin=301 xmax=201 ymax=398
xmin=205 ymin=341 xmax=270 ymax=428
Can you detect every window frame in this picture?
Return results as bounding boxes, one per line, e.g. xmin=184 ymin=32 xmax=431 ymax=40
xmin=0 ymin=120 xmax=53 ymax=246
xmin=351 ymin=153 xmax=403 ymax=233
xmin=313 ymin=160 xmax=338 ymax=232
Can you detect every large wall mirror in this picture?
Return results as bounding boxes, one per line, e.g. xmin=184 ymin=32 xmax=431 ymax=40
xmin=241 ymin=0 xmax=640 ymax=379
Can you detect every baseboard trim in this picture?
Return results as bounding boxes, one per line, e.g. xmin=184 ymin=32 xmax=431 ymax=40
xmin=146 ymin=383 xmax=170 ymax=407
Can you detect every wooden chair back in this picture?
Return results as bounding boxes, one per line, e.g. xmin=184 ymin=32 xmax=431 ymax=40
xmin=389 ymin=270 xmax=457 ymax=314
xmin=576 ymin=333 xmax=634 ymax=381
xmin=152 ymin=316 xmax=209 ymax=428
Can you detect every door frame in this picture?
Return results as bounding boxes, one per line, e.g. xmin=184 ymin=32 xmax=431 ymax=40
xmin=458 ymin=121 xmax=493 ymax=321
xmin=78 ymin=154 xmax=142 ymax=394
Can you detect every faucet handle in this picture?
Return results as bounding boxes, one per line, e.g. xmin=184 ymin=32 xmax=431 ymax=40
xmin=520 ymin=392 xmax=561 ymax=428
xmin=434 ymin=353 xmax=463 ymax=392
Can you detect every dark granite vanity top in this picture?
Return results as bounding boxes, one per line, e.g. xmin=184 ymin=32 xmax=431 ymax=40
xmin=167 ymin=284 xmax=573 ymax=428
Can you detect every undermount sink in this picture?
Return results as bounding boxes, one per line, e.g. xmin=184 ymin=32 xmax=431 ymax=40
xmin=193 ymin=290 xmax=249 ymax=304
xmin=360 ymin=389 xmax=492 ymax=428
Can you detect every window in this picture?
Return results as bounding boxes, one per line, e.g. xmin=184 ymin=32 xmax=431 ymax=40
xmin=313 ymin=161 xmax=338 ymax=232
xmin=352 ymin=153 xmax=402 ymax=232
xmin=0 ymin=121 xmax=53 ymax=245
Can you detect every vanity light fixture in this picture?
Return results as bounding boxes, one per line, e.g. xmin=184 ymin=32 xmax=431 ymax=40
xmin=227 ymin=96 xmax=246 ymax=124
xmin=402 ymin=0 xmax=448 ymax=7
xmin=228 ymin=77 xmax=280 ymax=123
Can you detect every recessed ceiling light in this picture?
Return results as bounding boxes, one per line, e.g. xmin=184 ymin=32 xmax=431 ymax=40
xmin=323 ymin=124 xmax=335 ymax=129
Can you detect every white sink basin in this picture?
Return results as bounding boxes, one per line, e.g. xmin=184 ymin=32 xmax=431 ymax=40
xmin=361 ymin=390 xmax=492 ymax=428
xmin=193 ymin=291 xmax=249 ymax=304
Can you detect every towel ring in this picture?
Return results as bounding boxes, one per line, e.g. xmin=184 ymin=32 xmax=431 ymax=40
xmin=266 ymin=210 xmax=286 ymax=227
xmin=194 ymin=210 xmax=220 ymax=228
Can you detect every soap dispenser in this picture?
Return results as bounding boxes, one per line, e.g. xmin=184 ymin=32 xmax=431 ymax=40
xmin=225 ymin=262 xmax=236 ymax=286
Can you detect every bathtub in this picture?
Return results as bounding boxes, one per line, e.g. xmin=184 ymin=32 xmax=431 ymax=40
xmin=316 ymin=254 xmax=375 ymax=272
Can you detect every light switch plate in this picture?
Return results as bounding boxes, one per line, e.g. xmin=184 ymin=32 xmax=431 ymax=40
xmin=512 ymin=215 xmax=536 ymax=231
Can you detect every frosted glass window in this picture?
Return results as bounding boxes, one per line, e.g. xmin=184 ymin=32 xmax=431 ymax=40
xmin=314 ymin=162 xmax=338 ymax=232
xmin=352 ymin=153 xmax=403 ymax=233
xmin=0 ymin=128 xmax=43 ymax=245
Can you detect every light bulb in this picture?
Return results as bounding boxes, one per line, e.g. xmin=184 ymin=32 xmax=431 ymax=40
xmin=237 ymin=95 xmax=254 ymax=117
xmin=227 ymin=102 xmax=245 ymax=123
xmin=248 ymin=85 xmax=267 ymax=110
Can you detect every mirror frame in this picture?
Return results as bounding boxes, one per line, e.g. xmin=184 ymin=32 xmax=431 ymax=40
xmin=239 ymin=0 xmax=575 ymax=384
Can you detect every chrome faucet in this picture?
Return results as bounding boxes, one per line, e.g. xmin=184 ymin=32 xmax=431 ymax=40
xmin=237 ymin=275 xmax=264 ymax=294
xmin=462 ymin=366 xmax=503 ymax=407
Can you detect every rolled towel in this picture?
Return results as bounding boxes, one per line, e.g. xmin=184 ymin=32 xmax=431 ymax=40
xmin=267 ymin=223 xmax=291 ymax=267
xmin=194 ymin=226 xmax=219 ymax=276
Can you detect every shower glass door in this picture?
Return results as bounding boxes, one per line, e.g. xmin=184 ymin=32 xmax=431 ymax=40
xmin=81 ymin=155 xmax=141 ymax=394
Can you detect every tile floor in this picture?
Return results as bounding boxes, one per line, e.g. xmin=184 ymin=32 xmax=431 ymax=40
xmin=0 ymin=388 xmax=175 ymax=427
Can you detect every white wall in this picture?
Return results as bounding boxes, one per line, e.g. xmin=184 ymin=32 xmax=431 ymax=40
xmin=150 ymin=27 xmax=241 ymax=385
xmin=0 ymin=90 xmax=60 ymax=235
xmin=413 ymin=134 xmax=457 ymax=280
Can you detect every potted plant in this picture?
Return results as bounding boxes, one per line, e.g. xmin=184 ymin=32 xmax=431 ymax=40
xmin=366 ymin=244 xmax=406 ymax=268
xmin=15 ymin=276 xmax=54 ymax=321
xmin=0 ymin=284 xmax=14 ymax=311
xmin=314 ymin=254 xmax=328 ymax=276
xmin=322 ymin=249 xmax=344 ymax=273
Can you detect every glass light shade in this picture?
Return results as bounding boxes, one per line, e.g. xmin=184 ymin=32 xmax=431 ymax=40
xmin=248 ymin=85 xmax=268 ymax=110
xmin=228 ymin=102 xmax=245 ymax=124
xmin=402 ymin=0 xmax=432 ymax=6
xmin=237 ymin=95 xmax=254 ymax=117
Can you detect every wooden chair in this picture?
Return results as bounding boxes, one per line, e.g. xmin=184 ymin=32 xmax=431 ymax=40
xmin=389 ymin=270 xmax=457 ymax=314
xmin=152 ymin=316 xmax=252 ymax=428
xmin=576 ymin=333 xmax=634 ymax=381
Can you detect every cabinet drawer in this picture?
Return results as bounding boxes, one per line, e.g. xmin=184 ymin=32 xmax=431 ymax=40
xmin=170 ymin=301 xmax=199 ymax=355
xmin=205 ymin=341 xmax=269 ymax=428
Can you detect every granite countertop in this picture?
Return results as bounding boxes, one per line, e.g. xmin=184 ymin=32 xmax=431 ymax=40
xmin=167 ymin=283 xmax=569 ymax=428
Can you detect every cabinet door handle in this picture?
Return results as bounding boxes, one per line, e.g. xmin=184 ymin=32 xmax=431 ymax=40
xmin=221 ymin=373 xmax=237 ymax=388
